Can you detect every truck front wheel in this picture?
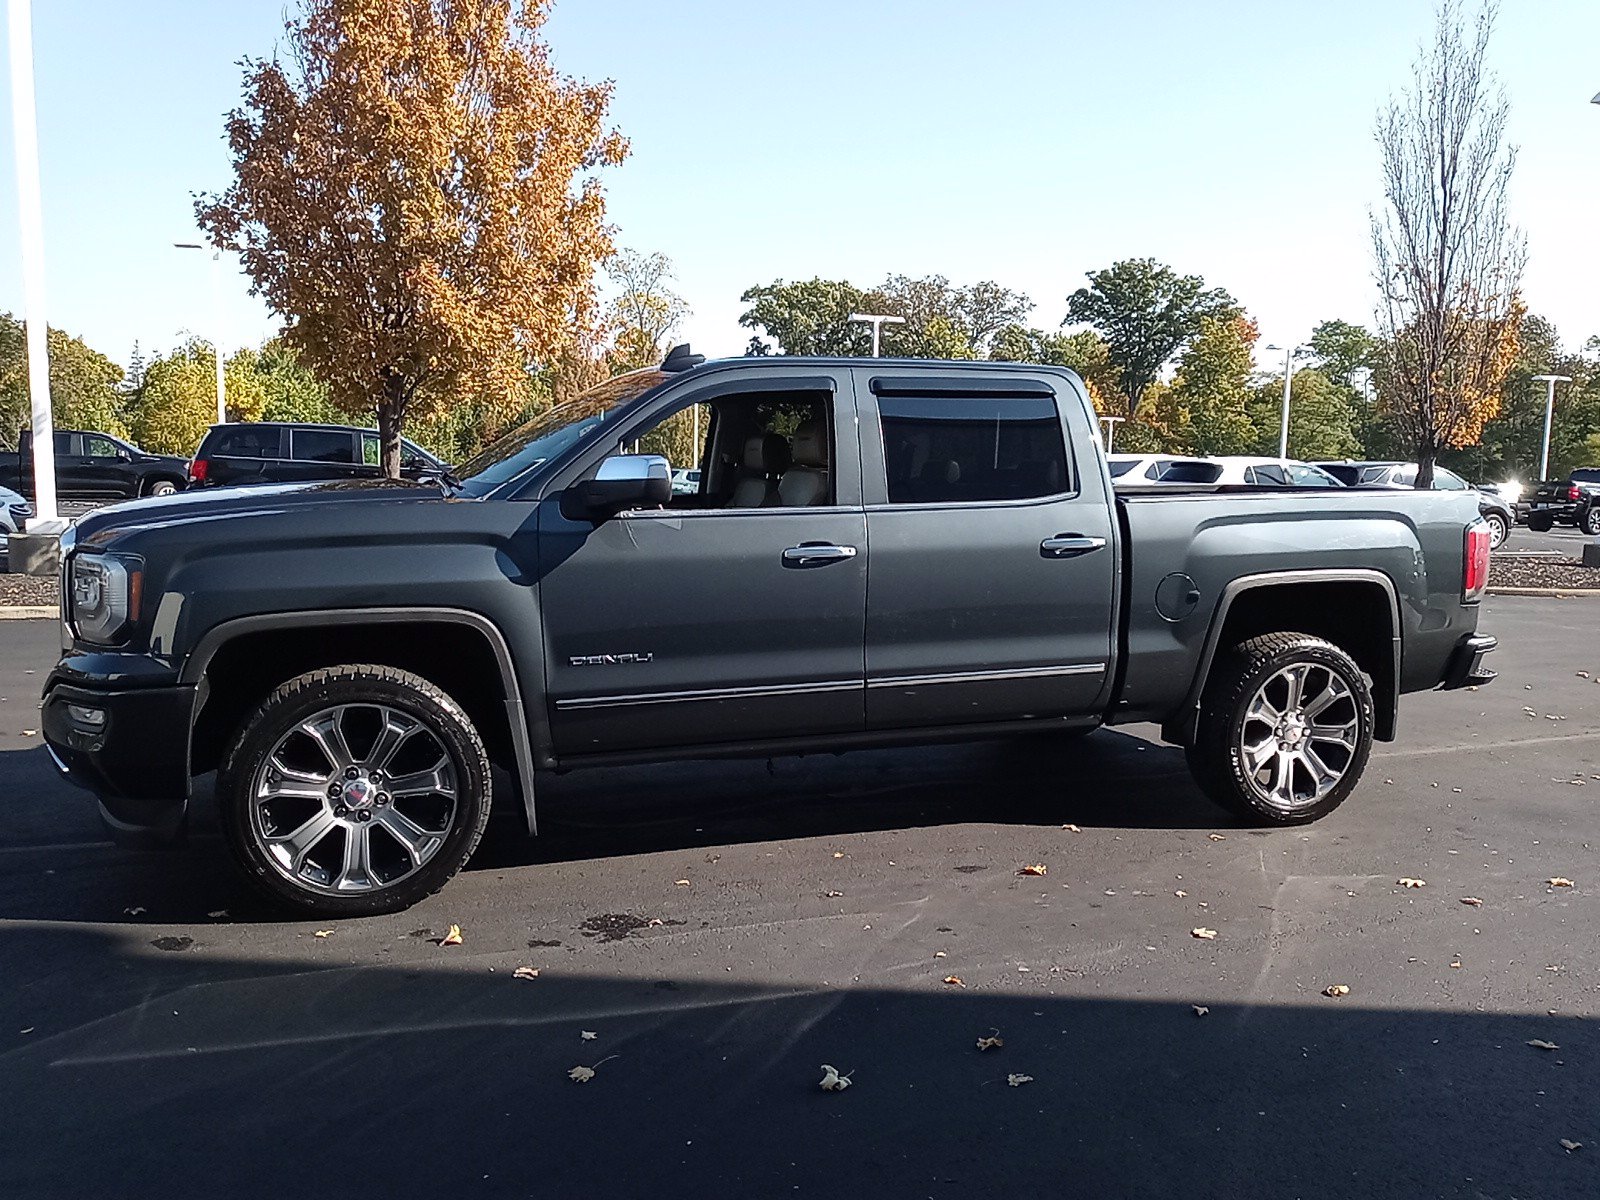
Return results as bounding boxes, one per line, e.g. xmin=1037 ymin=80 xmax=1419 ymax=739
xmin=218 ymin=664 xmax=492 ymax=916
xmin=1186 ymin=634 xmax=1374 ymax=825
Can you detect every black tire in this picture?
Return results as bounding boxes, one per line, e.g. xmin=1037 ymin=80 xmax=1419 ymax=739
xmin=218 ymin=664 xmax=491 ymax=917
xmin=1528 ymin=513 xmax=1554 ymax=533
xmin=1581 ymin=506 xmax=1600 ymax=537
xmin=146 ymin=478 xmax=180 ymax=497
xmin=1484 ymin=511 xmax=1509 ymax=549
xmin=1185 ymin=633 xmax=1374 ymax=825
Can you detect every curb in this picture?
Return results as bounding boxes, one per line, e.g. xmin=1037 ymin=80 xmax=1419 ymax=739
xmin=1487 ymin=587 xmax=1600 ymax=598
xmin=0 ymin=605 xmax=58 ymax=620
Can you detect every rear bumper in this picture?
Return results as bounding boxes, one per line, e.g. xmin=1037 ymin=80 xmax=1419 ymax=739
xmin=1440 ymin=633 xmax=1498 ymax=690
xmin=42 ymin=679 xmax=195 ymax=846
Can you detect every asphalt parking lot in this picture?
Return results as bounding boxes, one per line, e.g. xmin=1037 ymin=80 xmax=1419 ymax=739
xmin=1505 ymin=521 xmax=1594 ymax=556
xmin=2 ymin=599 xmax=1597 ymax=1198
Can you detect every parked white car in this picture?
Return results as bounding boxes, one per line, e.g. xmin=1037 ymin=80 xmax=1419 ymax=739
xmin=0 ymin=484 xmax=32 ymax=534
xmin=1204 ymin=457 xmax=1346 ymax=487
xmin=1106 ymin=454 xmax=1223 ymax=485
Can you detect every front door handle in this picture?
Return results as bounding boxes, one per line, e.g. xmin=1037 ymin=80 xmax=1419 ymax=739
xmin=783 ymin=542 xmax=858 ymax=566
xmin=1040 ymin=534 xmax=1107 ymax=559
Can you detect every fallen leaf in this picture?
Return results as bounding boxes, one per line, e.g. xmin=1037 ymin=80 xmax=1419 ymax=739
xmin=1323 ymin=984 xmax=1350 ymax=998
xmin=942 ymin=975 xmax=965 ymax=987
xmin=1007 ymin=1073 xmax=1034 ymax=1087
xmin=512 ymin=966 xmax=540 ymax=980
xmin=1192 ymin=1005 xmax=1209 ymax=1017
xmin=1450 ymin=960 xmax=1462 ymax=969
xmin=581 ymin=1030 xmax=597 ymax=1041
xmin=934 ymin=951 xmax=947 ymax=958
xmin=313 ymin=929 xmax=334 ymax=939
xmin=1175 ymin=890 xmax=1188 ymax=898
xmin=1062 ymin=824 xmax=1081 ymax=833
xmin=1018 ymin=864 xmax=1047 ymax=877
xmin=568 ymin=1066 xmax=595 ymax=1083
xmin=1460 ymin=897 xmax=1483 ymax=907
xmin=674 ymin=879 xmax=691 ymax=887
xmin=1207 ymin=833 xmax=1226 ymax=842
xmin=819 ymin=1064 xmax=852 ymax=1092
xmin=439 ymin=924 xmax=463 ymax=946
xmin=1398 ymin=878 xmax=1426 ymax=888
xmin=20 ymin=728 xmax=36 ymax=736
xmin=646 ymin=918 xmax=664 ymax=927
xmin=207 ymin=909 xmax=229 ymax=919
xmin=976 ymin=1032 xmax=1004 ymax=1051
xmin=1560 ymin=1139 xmax=1583 ymax=1153
xmin=1527 ymin=1039 xmax=1559 ymax=1051
xmin=122 ymin=906 xmax=146 ymax=916
xmin=832 ymin=852 xmax=844 ymax=859
xmin=823 ymin=890 xmax=843 ymax=898
xmin=1191 ymin=927 xmax=1218 ymax=940
xmin=1547 ymin=877 xmax=1574 ymax=888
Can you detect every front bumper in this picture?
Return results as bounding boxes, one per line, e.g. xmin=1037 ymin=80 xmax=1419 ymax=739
xmin=1440 ymin=633 xmax=1498 ymax=690
xmin=42 ymin=679 xmax=196 ymax=846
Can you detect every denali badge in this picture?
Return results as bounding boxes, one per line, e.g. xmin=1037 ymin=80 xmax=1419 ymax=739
xmin=569 ymin=652 xmax=653 ymax=666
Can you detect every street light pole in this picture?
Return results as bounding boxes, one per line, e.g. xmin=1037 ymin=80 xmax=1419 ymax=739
xmin=1265 ymin=343 xmax=1309 ymax=459
xmin=1531 ymin=374 xmax=1572 ymax=482
xmin=1098 ymin=415 xmax=1125 ymax=452
xmin=7 ymin=0 xmax=58 ymax=529
xmin=848 ymin=313 xmax=906 ymax=358
xmin=174 ymin=243 xmax=227 ymax=422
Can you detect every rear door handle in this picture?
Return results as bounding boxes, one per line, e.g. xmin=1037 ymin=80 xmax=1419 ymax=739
xmin=783 ymin=542 xmax=858 ymax=566
xmin=1040 ymin=534 xmax=1106 ymax=559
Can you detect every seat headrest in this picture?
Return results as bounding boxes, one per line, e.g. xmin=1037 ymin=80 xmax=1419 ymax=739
xmin=790 ymin=420 xmax=827 ymax=468
xmin=742 ymin=433 xmax=791 ymax=475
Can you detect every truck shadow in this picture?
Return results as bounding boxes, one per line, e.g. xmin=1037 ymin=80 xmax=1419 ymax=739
xmin=2 ymin=923 xmax=1594 ymax=1199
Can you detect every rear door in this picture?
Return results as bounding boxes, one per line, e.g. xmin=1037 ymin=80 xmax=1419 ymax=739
xmin=285 ymin=428 xmax=361 ymax=482
xmin=857 ymin=369 xmax=1117 ymax=729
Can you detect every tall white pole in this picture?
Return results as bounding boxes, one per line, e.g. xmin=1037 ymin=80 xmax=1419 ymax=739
xmin=7 ymin=0 xmax=57 ymax=525
xmin=211 ymin=252 xmax=226 ymax=422
xmin=848 ymin=313 xmax=906 ymax=358
xmin=1277 ymin=345 xmax=1293 ymax=459
xmin=1532 ymin=374 xmax=1571 ymax=482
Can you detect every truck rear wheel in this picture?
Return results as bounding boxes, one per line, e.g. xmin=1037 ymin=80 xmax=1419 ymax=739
xmin=1186 ymin=633 xmax=1373 ymax=825
xmin=218 ymin=664 xmax=491 ymax=916
xmin=1527 ymin=513 xmax=1554 ymax=532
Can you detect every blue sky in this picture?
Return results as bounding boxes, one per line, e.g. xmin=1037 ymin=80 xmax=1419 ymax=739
xmin=2 ymin=0 xmax=1598 ymax=372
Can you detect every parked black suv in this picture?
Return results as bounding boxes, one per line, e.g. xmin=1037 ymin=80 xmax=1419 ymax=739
xmin=1526 ymin=468 xmax=1600 ymax=534
xmin=1314 ymin=461 xmax=1514 ymax=549
xmin=188 ymin=422 xmax=448 ymax=488
xmin=0 ymin=429 xmax=191 ymax=499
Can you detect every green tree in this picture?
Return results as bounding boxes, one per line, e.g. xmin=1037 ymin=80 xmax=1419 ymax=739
xmin=1247 ymin=369 xmax=1362 ymax=461
xmin=1063 ymin=258 xmax=1237 ymax=415
xmin=253 ymin=337 xmax=341 ymax=425
xmin=129 ymin=341 xmax=267 ymax=455
xmin=1156 ymin=314 xmax=1260 ymax=455
xmin=0 ymin=314 xmax=128 ymax=447
xmin=1308 ymin=319 xmax=1381 ymax=392
xmin=875 ymin=275 xmax=1032 ymax=358
xmin=739 ymin=278 xmax=879 ymax=356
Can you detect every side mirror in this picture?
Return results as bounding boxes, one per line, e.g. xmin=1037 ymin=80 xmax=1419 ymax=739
xmin=564 ymin=454 xmax=672 ymax=521
xmin=116 ymin=449 xmax=131 ymax=461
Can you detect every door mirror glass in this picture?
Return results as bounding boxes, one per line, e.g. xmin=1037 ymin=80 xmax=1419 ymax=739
xmin=565 ymin=454 xmax=672 ymax=520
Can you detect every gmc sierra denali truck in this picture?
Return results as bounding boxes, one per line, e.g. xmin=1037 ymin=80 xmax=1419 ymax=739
xmin=43 ymin=350 xmax=1497 ymax=916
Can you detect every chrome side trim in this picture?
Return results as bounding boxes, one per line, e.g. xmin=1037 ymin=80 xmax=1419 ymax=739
xmin=555 ymin=679 xmax=862 ymax=711
xmin=1175 ymin=568 xmax=1402 ymax=743
xmin=868 ymin=663 xmax=1106 ymax=689
xmin=182 ymin=606 xmax=541 ymax=836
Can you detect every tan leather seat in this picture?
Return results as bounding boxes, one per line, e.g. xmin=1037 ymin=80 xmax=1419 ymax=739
xmin=726 ymin=433 xmax=789 ymax=508
xmin=777 ymin=420 xmax=829 ymax=507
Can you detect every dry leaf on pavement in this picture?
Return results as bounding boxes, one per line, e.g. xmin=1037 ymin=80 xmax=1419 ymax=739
xmin=1460 ymin=897 xmax=1483 ymax=907
xmin=1398 ymin=878 xmax=1426 ymax=888
xmin=674 ymin=879 xmax=691 ymax=887
xmin=942 ymin=975 xmax=965 ymax=987
xmin=819 ymin=1064 xmax=853 ymax=1092
xmin=1191 ymin=928 xmax=1218 ymax=940
xmin=1018 ymin=864 xmax=1047 ymax=876
xmin=512 ymin=966 xmax=540 ymax=980
xmin=1208 ymin=834 xmax=1226 ymax=842
xmin=832 ymin=852 xmax=844 ymax=858
xmin=823 ymin=890 xmax=843 ymax=898
xmin=1007 ymin=1074 xmax=1034 ymax=1087
xmin=568 ymin=1066 xmax=595 ymax=1083
xmin=313 ymin=929 xmax=334 ymax=938
xmin=1547 ymin=877 xmax=1574 ymax=888
xmin=976 ymin=1032 xmax=1004 ymax=1051
xmin=438 ymin=924 xmax=463 ymax=946
xmin=1323 ymin=985 xmax=1350 ymax=998
xmin=581 ymin=1031 xmax=597 ymax=1040
xmin=1559 ymin=1139 xmax=1582 ymax=1153
xmin=123 ymin=906 xmax=146 ymax=916
xmin=1192 ymin=1006 xmax=1209 ymax=1017
xmin=1175 ymin=890 xmax=1188 ymax=897
xmin=1527 ymin=1039 xmax=1559 ymax=1051
xmin=1062 ymin=824 xmax=1081 ymax=833
xmin=934 ymin=951 xmax=947 ymax=958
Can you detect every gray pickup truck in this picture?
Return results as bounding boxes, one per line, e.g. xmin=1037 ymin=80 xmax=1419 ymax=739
xmin=43 ymin=350 xmax=1497 ymax=915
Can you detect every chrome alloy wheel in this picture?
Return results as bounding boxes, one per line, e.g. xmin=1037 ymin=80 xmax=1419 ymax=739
xmin=1236 ymin=662 xmax=1361 ymax=813
xmin=248 ymin=703 xmax=458 ymax=894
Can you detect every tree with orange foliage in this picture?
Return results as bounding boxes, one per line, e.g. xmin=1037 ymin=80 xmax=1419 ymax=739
xmin=197 ymin=0 xmax=628 ymax=476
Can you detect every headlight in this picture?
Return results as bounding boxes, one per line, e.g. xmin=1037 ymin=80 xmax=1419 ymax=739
xmin=68 ymin=554 xmax=141 ymax=644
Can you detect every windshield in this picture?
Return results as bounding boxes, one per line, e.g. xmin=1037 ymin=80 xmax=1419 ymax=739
xmin=454 ymin=369 xmax=670 ymax=495
xmin=1286 ymin=464 xmax=1344 ymax=486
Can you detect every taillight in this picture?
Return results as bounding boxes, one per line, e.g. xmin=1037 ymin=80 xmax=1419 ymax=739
xmin=1463 ymin=521 xmax=1491 ymax=603
xmin=188 ymin=458 xmax=208 ymax=483
xmin=1568 ymin=485 xmax=1582 ymax=501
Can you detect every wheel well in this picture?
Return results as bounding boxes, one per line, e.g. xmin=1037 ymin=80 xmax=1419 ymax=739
xmin=1208 ymin=581 xmax=1397 ymax=740
xmin=190 ymin=622 xmax=518 ymax=781
xmin=143 ymin=474 xmax=185 ymax=494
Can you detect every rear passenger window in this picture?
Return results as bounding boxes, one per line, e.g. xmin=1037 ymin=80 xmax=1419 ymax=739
xmin=880 ymin=395 xmax=1069 ymax=504
xmin=213 ymin=426 xmax=283 ymax=458
xmin=291 ymin=429 xmax=355 ymax=463
xmin=1246 ymin=464 xmax=1289 ymax=486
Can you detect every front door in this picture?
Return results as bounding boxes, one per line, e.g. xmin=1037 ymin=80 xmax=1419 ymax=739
xmin=536 ymin=371 xmax=867 ymax=757
xmin=856 ymin=370 xmax=1117 ymax=729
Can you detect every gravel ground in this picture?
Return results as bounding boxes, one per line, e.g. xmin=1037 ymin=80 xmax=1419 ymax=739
xmin=0 ymin=573 xmax=57 ymax=607
xmin=1491 ymin=554 xmax=1600 ymax=591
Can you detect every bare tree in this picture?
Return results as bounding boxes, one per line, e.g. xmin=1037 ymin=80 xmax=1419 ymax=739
xmin=1372 ymin=0 xmax=1526 ymax=487
xmin=606 ymin=249 xmax=689 ymax=371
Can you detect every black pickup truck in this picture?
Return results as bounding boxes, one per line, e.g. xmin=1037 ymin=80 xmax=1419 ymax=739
xmin=0 ymin=429 xmax=191 ymax=500
xmin=1526 ymin=468 xmax=1600 ymax=534
xmin=42 ymin=351 xmax=1497 ymax=915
